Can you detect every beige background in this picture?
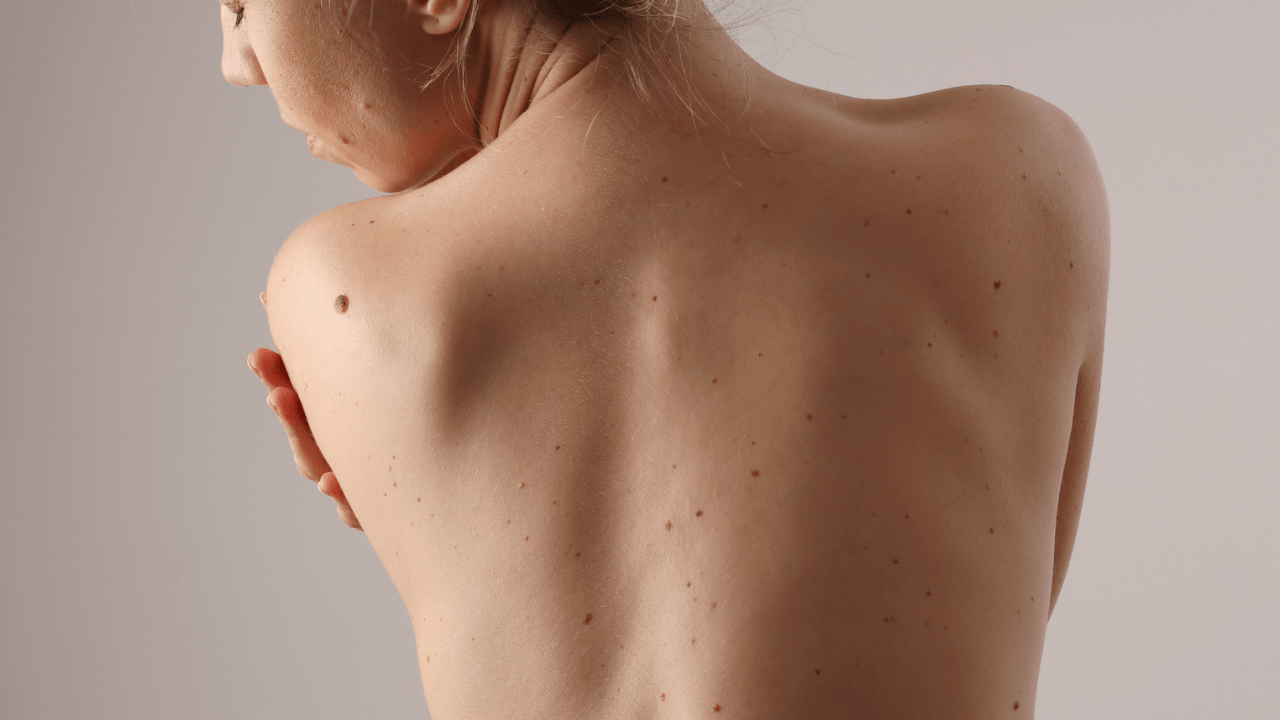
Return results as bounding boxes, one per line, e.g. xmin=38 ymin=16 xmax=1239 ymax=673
xmin=1 ymin=1 xmax=1276 ymax=717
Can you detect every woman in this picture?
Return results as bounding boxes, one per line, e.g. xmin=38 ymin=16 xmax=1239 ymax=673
xmin=235 ymin=0 xmax=1109 ymax=716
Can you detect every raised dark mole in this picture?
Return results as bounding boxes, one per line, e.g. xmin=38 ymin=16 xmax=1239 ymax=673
xmin=816 ymin=669 xmax=822 ymax=674
xmin=928 ymin=343 xmax=933 ymax=348
xmin=1070 ymin=262 xmax=1074 ymax=269
xmin=1014 ymin=702 xmax=1020 ymax=710
xmin=583 ymin=613 xmax=592 ymax=624
xmin=334 ymin=295 xmax=349 ymax=313
xmin=696 ymin=510 xmax=704 ymax=517
xmin=994 ymin=280 xmax=1002 ymax=290
xmin=713 ymin=704 xmax=721 ymax=712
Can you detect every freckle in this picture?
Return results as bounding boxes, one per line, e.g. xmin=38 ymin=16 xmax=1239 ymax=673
xmin=807 ymin=414 xmax=813 ymax=420
xmin=687 ymin=581 xmax=692 ymax=587
xmin=507 ymin=519 xmax=511 ymax=524
xmin=417 ymin=497 xmax=421 ymax=502
xmin=555 ymin=446 xmax=560 ymax=450
xmin=652 ymin=296 xmax=658 ymax=302
xmin=1014 ymin=702 xmax=1020 ymax=710
xmin=666 ymin=520 xmax=673 ymax=531
xmin=927 ymin=590 xmax=932 ymax=596
xmin=583 ymin=613 xmax=592 ymax=624
xmin=989 ymin=527 xmax=995 ymax=534
xmin=696 ymin=510 xmax=703 ymax=517
xmin=993 ymin=330 xmax=999 ymax=338
xmin=334 ymin=295 xmax=349 ymax=313
xmin=751 ymin=470 xmax=759 ymax=477
xmin=712 ymin=378 xmax=718 ymax=384
xmin=383 ymin=493 xmax=387 ymax=497
xmin=892 ymin=559 xmax=898 ymax=564
xmin=392 ymin=481 xmax=397 ymax=487
xmin=711 ymin=602 xmax=717 ymax=608
xmin=1070 ymin=262 xmax=1074 ymax=269
xmin=662 ymin=177 xmax=668 ymax=183
xmin=692 ymin=638 xmax=697 ymax=644
xmin=866 ymin=272 xmax=871 ymax=278
xmin=906 ymin=208 xmax=913 ymax=214
xmin=525 ymin=536 xmax=529 ymax=541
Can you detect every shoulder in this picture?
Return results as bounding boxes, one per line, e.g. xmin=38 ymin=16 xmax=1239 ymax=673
xmin=890 ymin=85 xmax=1109 ymax=360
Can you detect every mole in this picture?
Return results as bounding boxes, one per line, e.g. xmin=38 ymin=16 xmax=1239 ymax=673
xmin=751 ymin=470 xmax=760 ymax=477
xmin=994 ymin=280 xmax=1002 ymax=290
xmin=696 ymin=510 xmax=704 ymax=517
xmin=1014 ymin=702 xmax=1020 ymax=710
xmin=666 ymin=520 xmax=673 ymax=531
xmin=583 ymin=613 xmax=593 ymax=625
xmin=714 ymin=704 xmax=721 ymax=712
xmin=334 ymin=295 xmax=349 ymax=313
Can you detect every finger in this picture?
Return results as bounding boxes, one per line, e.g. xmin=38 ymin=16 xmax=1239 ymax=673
xmin=249 ymin=348 xmax=293 ymax=391
xmin=268 ymin=386 xmax=332 ymax=482
xmin=319 ymin=473 xmax=364 ymax=531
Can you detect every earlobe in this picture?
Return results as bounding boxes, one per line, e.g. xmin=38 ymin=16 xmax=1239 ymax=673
xmin=411 ymin=0 xmax=471 ymax=36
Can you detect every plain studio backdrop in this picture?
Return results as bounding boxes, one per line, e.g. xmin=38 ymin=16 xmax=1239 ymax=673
xmin=1 ymin=1 xmax=1275 ymax=717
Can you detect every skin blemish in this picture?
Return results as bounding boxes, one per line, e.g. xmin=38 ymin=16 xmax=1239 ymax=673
xmin=692 ymin=638 xmax=697 ymax=644
xmin=989 ymin=527 xmax=995 ymax=534
xmin=927 ymin=591 xmax=932 ymax=596
xmin=1070 ymin=262 xmax=1074 ymax=269
xmin=392 ymin=481 xmax=397 ymax=487
xmin=751 ymin=470 xmax=760 ymax=477
xmin=696 ymin=510 xmax=704 ymax=517
xmin=334 ymin=295 xmax=349 ymax=313
xmin=906 ymin=208 xmax=913 ymax=215
xmin=417 ymin=498 xmax=421 ymax=502
xmin=518 ymin=483 xmax=526 ymax=489
xmin=661 ymin=693 xmax=666 ymax=700
xmin=666 ymin=520 xmax=673 ymax=531
xmin=712 ymin=378 xmax=718 ymax=384
xmin=714 ymin=704 xmax=721 ymax=712
xmin=652 ymin=296 xmax=658 ymax=302
xmin=1014 ymin=702 xmax=1020 ymax=710
xmin=712 ymin=602 xmax=717 ymax=608
xmin=583 ymin=613 xmax=592 ymax=625
xmin=555 ymin=446 xmax=560 ymax=450
xmin=866 ymin=272 xmax=871 ymax=278
xmin=994 ymin=280 xmax=1002 ymax=290
xmin=816 ymin=669 xmax=822 ymax=675
xmin=662 ymin=177 xmax=668 ymax=183
xmin=864 ymin=220 xmax=870 ymax=226
xmin=525 ymin=536 xmax=529 ymax=541
xmin=687 ymin=581 xmax=692 ymax=587
xmin=890 ymin=169 xmax=896 ymax=174
xmin=891 ymin=559 xmax=899 ymax=564
xmin=993 ymin=330 xmax=1000 ymax=338
xmin=576 ymin=552 xmax=581 ymax=556
xmin=1022 ymin=174 xmax=1027 ymax=179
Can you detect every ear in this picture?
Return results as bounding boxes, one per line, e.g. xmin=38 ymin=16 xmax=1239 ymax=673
xmin=410 ymin=0 xmax=473 ymax=36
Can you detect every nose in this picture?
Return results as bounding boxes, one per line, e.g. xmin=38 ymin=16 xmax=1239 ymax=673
xmin=221 ymin=9 xmax=267 ymax=87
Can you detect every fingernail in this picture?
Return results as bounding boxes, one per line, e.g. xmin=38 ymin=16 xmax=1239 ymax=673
xmin=260 ymin=291 xmax=267 ymax=308
xmin=247 ymin=355 xmax=259 ymax=374
xmin=266 ymin=393 xmax=277 ymax=411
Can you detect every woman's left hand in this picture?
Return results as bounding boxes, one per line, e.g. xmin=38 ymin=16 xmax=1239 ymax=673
xmin=248 ymin=347 xmax=363 ymax=531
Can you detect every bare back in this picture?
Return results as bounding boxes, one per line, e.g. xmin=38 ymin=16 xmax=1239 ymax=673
xmin=265 ymin=80 xmax=1108 ymax=719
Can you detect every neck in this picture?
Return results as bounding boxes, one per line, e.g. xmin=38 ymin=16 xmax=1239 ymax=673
xmin=472 ymin=7 xmax=625 ymax=146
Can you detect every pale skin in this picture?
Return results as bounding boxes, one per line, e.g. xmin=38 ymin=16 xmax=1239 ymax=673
xmin=231 ymin=0 xmax=1109 ymax=717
